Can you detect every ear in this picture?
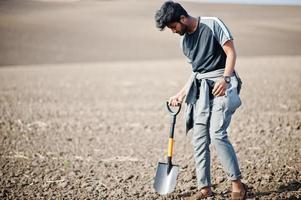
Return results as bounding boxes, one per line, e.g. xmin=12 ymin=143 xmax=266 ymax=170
xmin=180 ymin=15 xmax=186 ymax=24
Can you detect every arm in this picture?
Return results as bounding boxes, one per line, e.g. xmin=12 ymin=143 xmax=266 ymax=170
xmin=212 ymin=40 xmax=237 ymax=96
xmin=168 ymin=75 xmax=192 ymax=107
xmin=222 ymin=40 xmax=237 ymax=77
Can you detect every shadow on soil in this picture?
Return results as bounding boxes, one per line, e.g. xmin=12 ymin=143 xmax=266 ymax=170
xmin=248 ymin=180 xmax=301 ymax=199
xmin=178 ymin=181 xmax=301 ymax=199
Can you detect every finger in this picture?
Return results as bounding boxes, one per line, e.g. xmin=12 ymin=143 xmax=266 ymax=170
xmin=175 ymin=100 xmax=182 ymax=106
xmin=213 ymin=84 xmax=223 ymax=96
xmin=216 ymin=89 xmax=225 ymax=96
xmin=171 ymin=100 xmax=178 ymax=107
xmin=213 ymin=90 xmax=221 ymax=96
xmin=215 ymin=82 xmax=227 ymax=95
xmin=216 ymin=86 xmax=226 ymax=96
xmin=218 ymin=86 xmax=227 ymax=96
xmin=212 ymin=83 xmax=220 ymax=94
xmin=168 ymin=97 xmax=176 ymax=105
xmin=213 ymin=81 xmax=224 ymax=94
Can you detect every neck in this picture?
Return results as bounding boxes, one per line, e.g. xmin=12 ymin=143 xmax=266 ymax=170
xmin=186 ymin=16 xmax=199 ymax=34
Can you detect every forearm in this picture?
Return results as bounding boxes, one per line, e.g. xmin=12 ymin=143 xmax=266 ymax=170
xmin=213 ymin=40 xmax=237 ymax=97
xmin=223 ymin=40 xmax=237 ymax=77
xmin=224 ymin=50 xmax=236 ymax=77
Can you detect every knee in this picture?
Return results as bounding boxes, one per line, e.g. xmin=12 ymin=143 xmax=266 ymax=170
xmin=210 ymin=129 xmax=228 ymax=142
xmin=192 ymin=126 xmax=210 ymax=148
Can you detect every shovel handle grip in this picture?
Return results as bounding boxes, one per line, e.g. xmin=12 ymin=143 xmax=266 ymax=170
xmin=166 ymin=102 xmax=181 ymax=116
xmin=167 ymin=140 xmax=173 ymax=174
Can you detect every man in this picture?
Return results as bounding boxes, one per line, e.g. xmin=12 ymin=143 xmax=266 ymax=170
xmin=155 ymin=1 xmax=247 ymax=200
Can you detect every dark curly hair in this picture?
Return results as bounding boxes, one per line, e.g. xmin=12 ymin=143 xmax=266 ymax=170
xmin=155 ymin=1 xmax=188 ymax=31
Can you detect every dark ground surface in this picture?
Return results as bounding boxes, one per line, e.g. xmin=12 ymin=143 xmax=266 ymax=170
xmin=0 ymin=56 xmax=300 ymax=199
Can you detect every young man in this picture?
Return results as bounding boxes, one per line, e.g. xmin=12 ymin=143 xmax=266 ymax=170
xmin=155 ymin=1 xmax=247 ymax=200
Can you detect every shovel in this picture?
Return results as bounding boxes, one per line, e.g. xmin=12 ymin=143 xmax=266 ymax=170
xmin=154 ymin=102 xmax=181 ymax=195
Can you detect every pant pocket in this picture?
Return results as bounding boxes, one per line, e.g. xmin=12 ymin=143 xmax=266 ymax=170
xmin=210 ymin=96 xmax=225 ymax=132
xmin=224 ymin=88 xmax=241 ymax=113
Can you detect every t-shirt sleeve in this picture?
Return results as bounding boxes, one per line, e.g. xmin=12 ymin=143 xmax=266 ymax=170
xmin=212 ymin=17 xmax=233 ymax=46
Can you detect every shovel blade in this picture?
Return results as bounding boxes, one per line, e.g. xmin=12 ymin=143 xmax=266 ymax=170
xmin=154 ymin=162 xmax=179 ymax=195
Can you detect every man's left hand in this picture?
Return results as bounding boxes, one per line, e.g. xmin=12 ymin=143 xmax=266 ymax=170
xmin=212 ymin=78 xmax=227 ymax=96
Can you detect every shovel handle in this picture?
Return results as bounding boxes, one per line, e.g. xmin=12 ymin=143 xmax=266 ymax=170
xmin=166 ymin=102 xmax=181 ymax=167
xmin=168 ymin=138 xmax=174 ymax=157
xmin=166 ymin=101 xmax=181 ymax=138
xmin=167 ymin=140 xmax=174 ymax=174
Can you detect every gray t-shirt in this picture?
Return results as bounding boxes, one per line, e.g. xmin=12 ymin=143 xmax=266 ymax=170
xmin=181 ymin=17 xmax=233 ymax=73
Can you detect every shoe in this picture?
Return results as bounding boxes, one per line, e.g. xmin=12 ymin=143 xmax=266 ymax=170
xmin=231 ymin=183 xmax=247 ymax=200
xmin=184 ymin=191 xmax=213 ymax=200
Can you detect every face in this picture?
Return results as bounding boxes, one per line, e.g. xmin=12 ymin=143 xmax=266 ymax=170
xmin=167 ymin=21 xmax=188 ymax=36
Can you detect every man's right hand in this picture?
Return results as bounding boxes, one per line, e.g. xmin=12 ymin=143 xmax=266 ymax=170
xmin=168 ymin=94 xmax=184 ymax=107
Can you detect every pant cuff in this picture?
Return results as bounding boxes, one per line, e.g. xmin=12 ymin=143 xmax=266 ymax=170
xmin=228 ymin=174 xmax=243 ymax=181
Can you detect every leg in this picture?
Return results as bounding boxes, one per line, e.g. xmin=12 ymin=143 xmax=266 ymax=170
xmin=209 ymin=96 xmax=246 ymax=198
xmin=209 ymin=96 xmax=242 ymax=181
xmin=192 ymin=123 xmax=211 ymax=189
xmin=185 ymin=123 xmax=213 ymax=199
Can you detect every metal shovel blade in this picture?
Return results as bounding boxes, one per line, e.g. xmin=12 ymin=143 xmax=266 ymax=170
xmin=154 ymin=162 xmax=179 ymax=195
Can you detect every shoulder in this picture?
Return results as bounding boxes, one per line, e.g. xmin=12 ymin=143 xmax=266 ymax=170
xmin=200 ymin=16 xmax=224 ymax=28
xmin=200 ymin=16 xmax=232 ymax=40
xmin=201 ymin=16 xmax=221 ymax=21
